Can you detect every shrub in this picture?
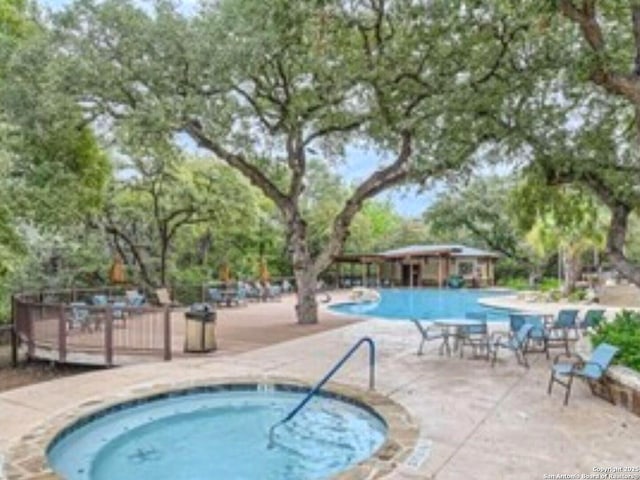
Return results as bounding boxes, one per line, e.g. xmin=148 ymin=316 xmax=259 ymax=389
xmin=539 ymin=277 xmax=561 ymax=292
xmin=590 ymin=310 xmax=640 ymax=372
xmin=496 ymin=277 xmax=530 ymax=290
xmin=567 ymin=288 xmax=587 ymax=302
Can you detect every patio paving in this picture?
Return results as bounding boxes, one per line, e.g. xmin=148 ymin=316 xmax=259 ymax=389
xmin=1 ymin=295 xmax=639 ymax=479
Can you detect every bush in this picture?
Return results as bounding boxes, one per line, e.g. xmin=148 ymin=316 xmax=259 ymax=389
xmin=590 ymin=310 xmax=640 ymax=372
xmin=567 ymin=288 xmax=587 ymax=302
xmin=496 ymin=277 xmax=530 ymax=290
xmin=539 ymin=277 xmax=561 ymax=292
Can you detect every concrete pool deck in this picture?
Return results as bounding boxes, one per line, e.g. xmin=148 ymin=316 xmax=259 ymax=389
xmin=1 ymin=294 xmax=639 ymax=479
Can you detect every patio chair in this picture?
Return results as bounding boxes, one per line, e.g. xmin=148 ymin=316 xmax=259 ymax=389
xmin=546 ymin=309 xmax=580 ymax=355
xmin=68 ymin=302 xmax=92 ymax=332
xmin=490 ymin=323 xmax=535 ymax=368
xmin=208 ymin=287 xmax=225 ymax=306
xmin=459 ymin=312 xmax=489 ymax=359
xmin=579 ymin=309 xmax=606 ymax=330
xmin=262 ymin=281 xmax=282 ymax=301
xmin=92 ymin=294 xmax=108 ymax=306
xmin=155 ymin=288 xmax=179 ymax=307
xmin=508 ymin=313 xmax=549 ymax=358
xmin=411 ymin=318 xmax=444 ymax=356
xmin=125 ymin=289 xmax=146 ymax=307
xmin=547 ymin=343 xmax=619 ymax=406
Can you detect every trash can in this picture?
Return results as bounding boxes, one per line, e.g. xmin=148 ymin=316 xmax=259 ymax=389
xmin=184 ymin=303 xmax=217 ymax=353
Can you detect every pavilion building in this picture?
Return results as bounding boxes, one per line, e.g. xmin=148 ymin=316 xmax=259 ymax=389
xmin=331 ymin=244 xmax=499 ymax=288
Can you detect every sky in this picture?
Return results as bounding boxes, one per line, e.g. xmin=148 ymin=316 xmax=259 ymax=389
xmin=38 ymin=0 xmax=498 ymax=219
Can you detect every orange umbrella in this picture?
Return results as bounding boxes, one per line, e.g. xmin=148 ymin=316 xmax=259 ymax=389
xmin=109 ymin=255 xmax=126 ymax=284
xmin=259 ymin=258 xmax=270 ymax=282
xmin=219 ymin=263 xmax=231 ymax=283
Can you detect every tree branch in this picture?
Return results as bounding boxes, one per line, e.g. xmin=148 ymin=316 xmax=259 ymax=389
xmin=313 ymin=130 xmax=413 ymax=273
xmin=184 ymin=121 xmax=291 ymax=211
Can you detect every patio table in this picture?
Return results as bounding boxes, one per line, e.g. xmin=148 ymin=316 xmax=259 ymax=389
xmin=432 ymin=318 xmax=483 ymax=357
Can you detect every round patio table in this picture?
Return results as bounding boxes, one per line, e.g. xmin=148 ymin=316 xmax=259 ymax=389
xmin=432 ymin=318 xmax=483 ymax=356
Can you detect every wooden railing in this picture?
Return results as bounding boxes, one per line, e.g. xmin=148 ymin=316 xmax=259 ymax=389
xmin=13 ymin=292 xmax=172 ymax=366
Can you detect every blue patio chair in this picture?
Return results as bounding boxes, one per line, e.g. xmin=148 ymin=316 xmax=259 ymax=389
xmin=208 ymin=288 xmax=224 ymax=306
xmin=490 ymin=323 xmax=535 ymax=368
xmin=92 ymin=294 xmax=108 ymax=306
xmin=459 ymin=312 xmax=489 ymax=359
xmin=509 ymin=313 xmax=548 ymax=356
xmin=411 ymin=318 xmax=444 ymax=356
xmin=68 ymin=302 xmax=91 ymax=332
xmin=579 ymin=309 xmax=605 ymax=330
xmin=548 ymin=343 xmax=619 ymax=406
xmin=547 ymin=309 xmax=580 ymax=354
xmin=125 ymin=290 xmax=146 ymax=307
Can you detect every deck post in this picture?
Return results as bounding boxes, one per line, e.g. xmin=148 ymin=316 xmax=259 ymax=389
xmin=163 ymin=306 xmax=172 ymax=361
xmin=376 ymin=263 xmax=380 ymax=287
xmin=58 ymin=304 xmax=67 ymax=363
xmin=361 ymin=262 xmax=366 ymax=286
xmin=438 ymin=255 xmax=443 ymax=288
xmin=27 ymin=301 xmax=35 ymax=359
xmin=105 ymin=307 xmax=114 ymax=366
xmin=10 ymin=295 xmax=18 ymax=367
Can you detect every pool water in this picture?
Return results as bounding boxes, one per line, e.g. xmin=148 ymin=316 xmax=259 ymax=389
xmin=48 ymin=387 xmax=387 ymax=480
xmin=330 ymin=288 xmax=511 ymax=321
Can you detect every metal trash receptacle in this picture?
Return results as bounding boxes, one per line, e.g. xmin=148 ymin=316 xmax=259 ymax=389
xmin=184 ymin=303 xmax=217 ymax=353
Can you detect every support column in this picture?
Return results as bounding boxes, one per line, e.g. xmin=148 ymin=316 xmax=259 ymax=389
xmin=438 ymin=256 xmax=443 ymax=288
xmin=376 ymin=263 xmax=381 ymax=287
xmin=409 ymin=262 xmax=413 ymax=289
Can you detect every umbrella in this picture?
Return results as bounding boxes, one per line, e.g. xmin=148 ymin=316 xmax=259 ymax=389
xmin=219 ymin=263 xmax=231 ymax=283
xmin=259 ymin=257 xmax=270 ymax=282
xmin=109 ymin=255 xmax=126 ymax=284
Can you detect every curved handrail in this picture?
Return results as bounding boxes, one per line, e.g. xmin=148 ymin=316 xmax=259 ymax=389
xmin=268 ymin=336 xmax=376 ymax=446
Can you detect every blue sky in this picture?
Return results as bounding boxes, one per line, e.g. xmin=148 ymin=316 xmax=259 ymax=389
xmin=39 ymin=0 xmax=456 ymax=218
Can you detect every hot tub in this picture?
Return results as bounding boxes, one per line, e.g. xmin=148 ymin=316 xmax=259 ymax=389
xmin=47 ymin=383 xmax=388 ymax=480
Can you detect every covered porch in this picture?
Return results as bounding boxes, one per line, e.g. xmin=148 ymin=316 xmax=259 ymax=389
xmin=329 ymin=245 xmax=497 ymax=288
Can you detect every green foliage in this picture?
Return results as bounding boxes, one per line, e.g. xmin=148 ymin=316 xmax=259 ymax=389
xmin=591 ymin=311 xmax=640 ymax=372
xmin=567 ymin=288 xmax=587 ymax=302
xmin=538 ymin=277 xmax=561 ymax=292
xmin=496 ymin=277 xmax=530 ymax=291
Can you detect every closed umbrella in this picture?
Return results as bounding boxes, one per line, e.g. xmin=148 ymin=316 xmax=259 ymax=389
xmin=219 ymin=264 xmax=231 ymax=283
xmin=259 ymin=258 xmax=270 ymax=282
xmin=109 ymin=255 xmax=126 ymax=284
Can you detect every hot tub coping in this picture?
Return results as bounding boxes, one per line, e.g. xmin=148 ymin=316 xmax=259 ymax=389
xmin=2 ymin=376 xmax=420 ymax=480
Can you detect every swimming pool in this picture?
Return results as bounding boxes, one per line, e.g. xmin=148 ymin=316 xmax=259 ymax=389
xmin=47 ymin=384 xmax=387 ymax=480
xmin=330 ymin=288 xmax=512 ymax=321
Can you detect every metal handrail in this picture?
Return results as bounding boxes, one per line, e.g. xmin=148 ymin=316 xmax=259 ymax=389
xmin=268 ymin=336 xmax=376 ymax=446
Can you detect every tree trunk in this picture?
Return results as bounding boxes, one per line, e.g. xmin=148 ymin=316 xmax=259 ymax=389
xmin=562 ymin=249 xmax=582 ymax=296
xmin=294 ymin=266 xmax=319 ymax=325
xmin=160 ymin=239 xmax=169 ymax=288
xmin=288 ymin=214 xmax=319 ymax=324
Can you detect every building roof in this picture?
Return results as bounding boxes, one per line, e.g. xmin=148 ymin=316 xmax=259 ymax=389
xmin=379 ymin=244 xmax=499 ymax=259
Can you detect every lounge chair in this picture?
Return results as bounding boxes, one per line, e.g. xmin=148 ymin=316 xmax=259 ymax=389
xmin=579 ymin=309 xmax=606 ymax=330
xmin=459 ymin=312 xmax=489 ymax=359
xmin=546 ymin=309 xmax=580 ymax=355
xmin=125 ymin=290 xmax=146 ymax=307
xmin=155 ymin=288 xmax=179 ymax=307
xmin=490 ymin=323 xmax=535 ymax=368
xmin=547 ymin=343 xmax=619 ymax=405
xmin=411 ymin=318 xmax=444 ymax=356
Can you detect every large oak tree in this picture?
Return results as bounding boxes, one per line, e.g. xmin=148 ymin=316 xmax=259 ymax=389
xmin=47 ymin=0 xmax=529 ymax=323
